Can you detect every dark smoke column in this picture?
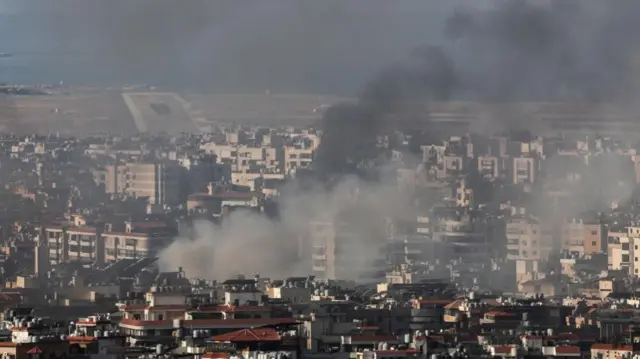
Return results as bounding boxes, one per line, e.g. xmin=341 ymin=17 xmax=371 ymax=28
xmin=314 ymin=46 xmax=455 ymax=176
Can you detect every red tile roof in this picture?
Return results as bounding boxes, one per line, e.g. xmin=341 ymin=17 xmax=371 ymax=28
xmin=119 ymin=317 xmax=298 ymax=329
xmin=592 ymin=344 xmax=633 ymax=351
xmin=68 ymin=336 xmax=96 ymax=343
xmin=202 ymin=353 xmax=230 ymax=359
xmin=210 ymin=328 xmax=281 ymax=342
xmin=492 ymin=345 xmax=515 ymax=354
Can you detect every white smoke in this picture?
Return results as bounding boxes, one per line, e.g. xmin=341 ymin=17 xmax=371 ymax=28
xmin=158 ymin=173 xmax=410 ymax=281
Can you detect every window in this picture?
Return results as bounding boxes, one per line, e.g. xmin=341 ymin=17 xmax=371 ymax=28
xmin=622 ymin=254 xmax=630 ymax=262
xmin=592 ymin=241 xmax=597 ymax=246
xmin=125 ymin=238 xmax=137 ymax=246
xmin=591 ymin=230 xmax=597 ymax=235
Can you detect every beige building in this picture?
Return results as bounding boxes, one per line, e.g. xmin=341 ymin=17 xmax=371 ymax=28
xmin=560 ymin=219 xmax=605 ymax=257
xmin=283 ymin=146 xmax=313 ymax=173
xmin=512 ymin=157 xmax=536 ymax=184
xmin=606 ymin=227 xmax=640 ymax=277
xmin=477 ymin=156 xmax=500 ymax=180
xmin=506 ymin=217 xmax=552 ymax=261
xmin=201 ymin=144 xmax=280 ymax=173
xmin=104 ymin=162 xmax=183 ymax=206
xmin=103 ymin=221 xmax=175 ymax=262
xmin=41 ymin=221 xmax=175 ymax=265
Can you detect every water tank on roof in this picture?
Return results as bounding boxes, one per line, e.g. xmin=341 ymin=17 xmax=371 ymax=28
xmin=403 ymin=333 xmax=411 ymax=343
xmin=95 ymin=330 xmax=102 ymax=338
xmin=193 ymin=330 xmax=199 ymax=339
xmin=431 ymin=355 xmax=440 ymax=359
xmin=156 ymin=344 xmax=164 ymax=355
xmin=547 ymin=328 xmax=554 ymax=336
xmin=173 ymin=319 xmax=182 ymax=328
xmin=104 ymin=331 xmax=110 ymax=338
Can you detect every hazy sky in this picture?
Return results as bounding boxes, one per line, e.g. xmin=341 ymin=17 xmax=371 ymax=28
xmin=0 ymin=0 xmax=480 ymax=93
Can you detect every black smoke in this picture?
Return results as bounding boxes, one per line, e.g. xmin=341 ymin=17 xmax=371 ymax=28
xmin=315 ymin=46 xmax=456 ymax=174
xmin=315 ymin=0 xmax=640 ymax=175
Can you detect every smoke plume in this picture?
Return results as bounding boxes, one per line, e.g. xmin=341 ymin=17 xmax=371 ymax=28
xmin=315 ymin=0 xmax=640 ymax=173
xmin=158 ymin=176 xmax=406 ymax=281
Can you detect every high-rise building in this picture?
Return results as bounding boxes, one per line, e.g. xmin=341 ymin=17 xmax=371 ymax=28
xmin=310 ymin=206 xmax=386 ymax=282
xmin=105 ymin=161 xmax=184 ymax=206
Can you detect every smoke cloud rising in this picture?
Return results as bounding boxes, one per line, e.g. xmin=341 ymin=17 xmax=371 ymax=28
xmin=160 ymin=0 xmax=640 ymax=280
xmin=158 ymin=176 xmax=406 ymax=281
xmin=315 ymin=0 xmax=640 ymax=174
xmin=6 ymin=1 xmax=640 ymax=279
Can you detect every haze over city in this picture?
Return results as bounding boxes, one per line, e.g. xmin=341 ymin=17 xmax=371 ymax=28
xmin=1 ymin=1 xmax=640 ymax=358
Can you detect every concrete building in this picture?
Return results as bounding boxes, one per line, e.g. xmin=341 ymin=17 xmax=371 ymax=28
xmin=103 ymin=221 xmax=175 ymax=262
xmin=477 ymin=156 xmax=500 ymax=180
xmin=283 ymin=145 xmax=313 ymax=173
xmin=561 ymin=219 xmax=605 ymax=257
xmin=431 ymin=217 xmax=490 ymax=264
xmin=105 ymin=162 xmax=184 ymax=206
xmin=512 ymin=157 xmax=536 ymax=184
xmin=310 ymin=208 xmax=386 ymax=281
xmin=506 ymin=217 xmax=552 ymax=262
xmin=41 ymin=221 xmax=174 ymax=265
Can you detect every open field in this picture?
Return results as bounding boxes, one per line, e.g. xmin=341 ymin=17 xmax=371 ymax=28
xmin=122 ymin=92 xmax=199 ymax=134
xmin=183 ymin=93 xmax=354 ymax=127
xmin=0 ymin=93 xmax=137 ymax=135
xmin=0 ymin=90 xmax=638 ymax=137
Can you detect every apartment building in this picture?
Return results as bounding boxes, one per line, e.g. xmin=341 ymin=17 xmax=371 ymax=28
xmin=310 ymin=220 xmax=335 ymax=280
xmin=202 ymin=144 xmax=279 ymax=173
xmin=104 ymin=162 xmax=183 ymax=206
xmin=103 ymin=221 xmax=175 ymax=262
xmin=66 ymin=227 xmax=104 ymax=265
xmin=506 ymin=217 xmax=552 ymax=262
xmin=512 ymin=157 xmax=536 ymax=184
xmin=431 ymin=217 xmax=490 ymax=264
xmin=283 ymin=146 xmax=313 ymax=173
xmin=560 ymin=219 xmax=605 ymax=257
xmin=477 ymin=156 xmax=500 ymax=180
xmin=41 ymin=221 xmax=175 ymax=265
xmin=310 ymin=208 xmax=386 ymax=281
xmin=608 ymin=230 xmax=627 ymax=271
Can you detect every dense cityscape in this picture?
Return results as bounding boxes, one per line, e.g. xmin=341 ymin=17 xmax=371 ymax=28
xmin=5 ymin=1 xmax=640 ymax=359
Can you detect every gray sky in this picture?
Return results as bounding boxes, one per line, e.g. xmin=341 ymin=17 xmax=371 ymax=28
xmin=0 ymin=0 xmax=479 ymax=93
